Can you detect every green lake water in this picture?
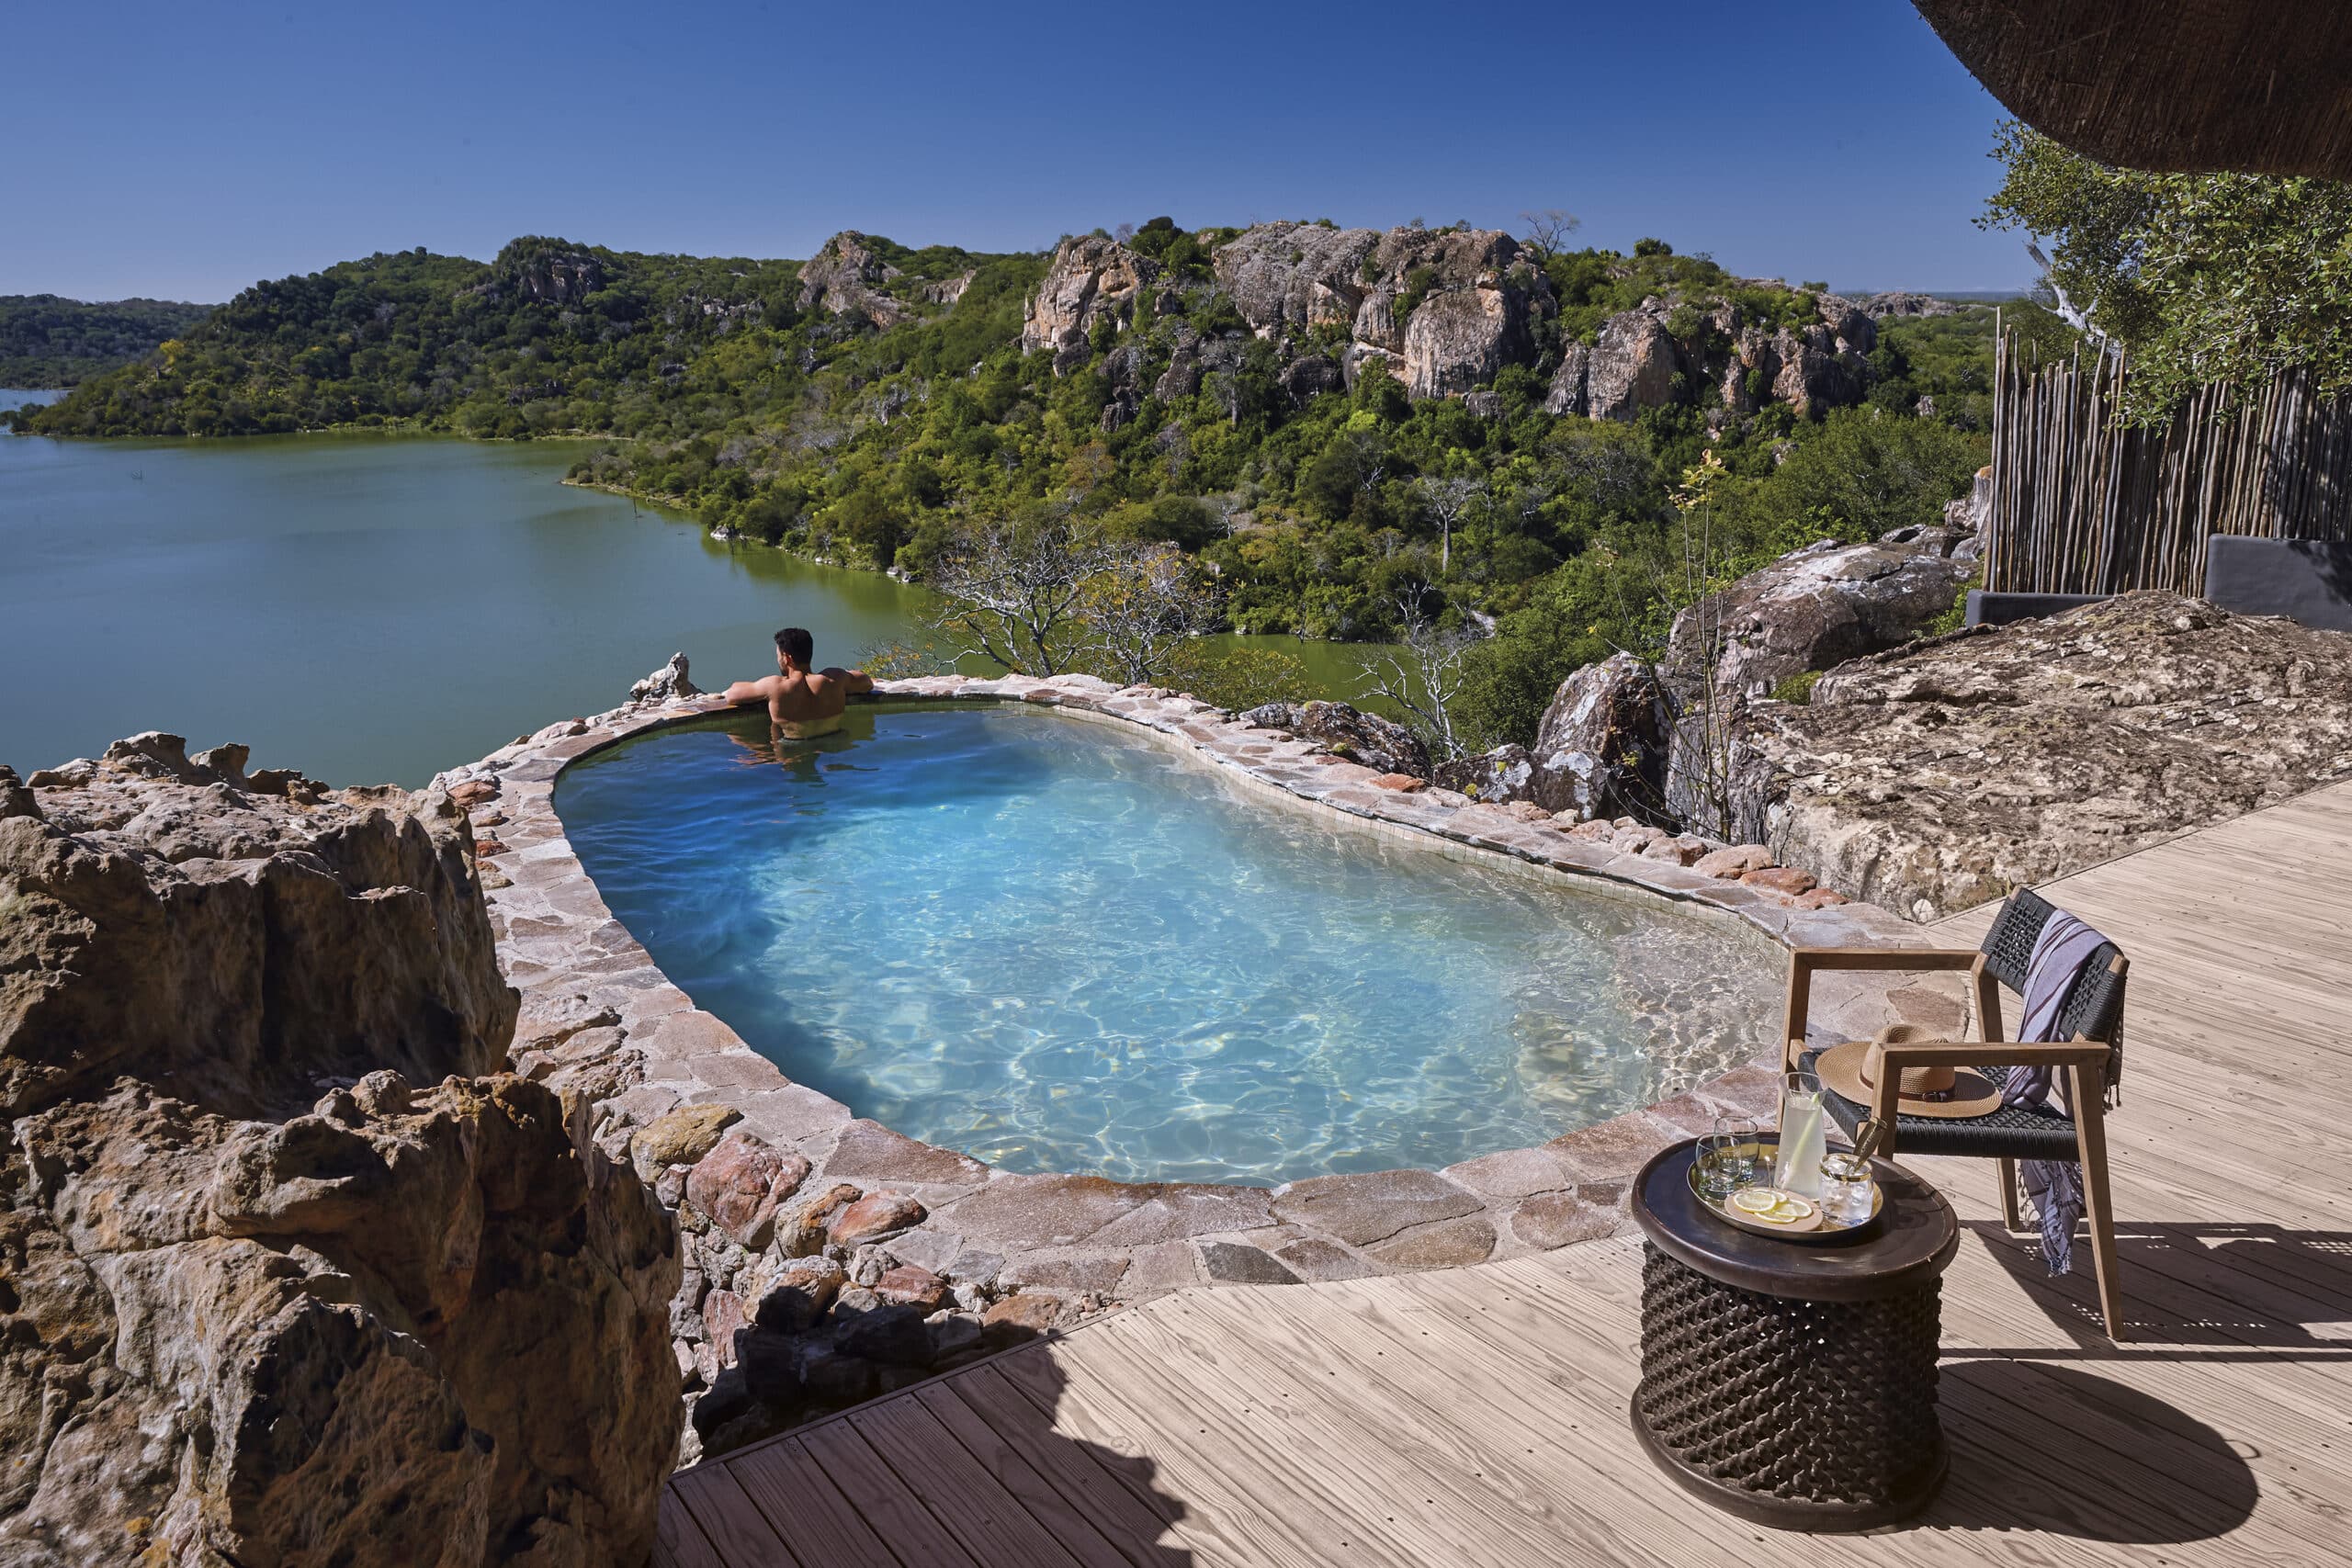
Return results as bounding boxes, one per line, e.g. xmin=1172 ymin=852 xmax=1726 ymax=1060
xmin=0 ymin=431 xmax=1374 ymax=786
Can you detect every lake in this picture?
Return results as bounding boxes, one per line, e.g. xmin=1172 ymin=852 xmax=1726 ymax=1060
xmin=0 ymin=432 xmax=1374 ymax=786
xmin=2 ymin=389 xmax=67 ymax=409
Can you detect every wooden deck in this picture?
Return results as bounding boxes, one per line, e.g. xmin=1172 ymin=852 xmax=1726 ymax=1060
xmin=658 ymin=780 xmax=2352 ymax=1567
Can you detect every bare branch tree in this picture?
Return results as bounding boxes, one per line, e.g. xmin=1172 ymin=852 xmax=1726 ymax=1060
xmin=1354 ymin=594 xmax=1488 ymax=762
xmin=928 ymin=506 xmax=1125 ymax=676
xmin=1518 ymin=209 xmax=1583 ymax=265
xmin=1075 ymin=545 xmax=1224 ymax=685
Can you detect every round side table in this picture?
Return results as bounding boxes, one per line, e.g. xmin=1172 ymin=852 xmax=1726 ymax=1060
xmin=1628 ymin=1136 xmax=1960 ymax=1532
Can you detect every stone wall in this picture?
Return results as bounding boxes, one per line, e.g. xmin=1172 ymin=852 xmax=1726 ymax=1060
xmin=449 ymin=667 xmax=1962 ymax=1463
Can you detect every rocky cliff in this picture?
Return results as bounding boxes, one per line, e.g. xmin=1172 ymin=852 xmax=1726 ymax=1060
xmin=797 ymin=231 xmax=910 ymax=327
xmin=0 ymin=737 xmax=680 ymax=1567
xmin=1021 ymin=233 xmax=1165 ymax=371
xmin=1016 ymin=220 xmax=1925 ymax=426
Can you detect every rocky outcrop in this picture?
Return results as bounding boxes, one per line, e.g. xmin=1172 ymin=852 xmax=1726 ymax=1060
xmin=1210 ymin=221 xmax=1382 ymax=333
xmin=1239 ymin=699 xmax=1432 ymax=779
xmin=1016 ymin=222 xmax=1926 ymax=421
xmin=1666 ymin=526 xmax=1979 ymax=705
xmin=1743 ymin=595 xmax=2352 ymax=919
xmin=1583 ymin=309 xmax=1684 ymax=421
xmin=1023 ymin=235 xmax=1162 ymax=372
xmin=797 ymin=231 xmax=909 ymax=327
xmin=1855 ymin=289 xmax=1960 ymax=319
xmin=1769 ymin=298 xmax=1877 ymax=418
xmin=1209 ymin=222 xmax=1551 ymax=402
xmin=1 ymin=739 xmax=679 ymax=1568
xmin=1526 ymin=652 xmax=1673 ymax=821
xmin=492 ymin=240 xmax=606 ymax=307
xmin=1544 ymin=343 xmax=1593 ymax=415
xmin=4 ymin=733 xmax=515 ymax=1117
xmin=630 ymin=651 xmax=702 ymax=705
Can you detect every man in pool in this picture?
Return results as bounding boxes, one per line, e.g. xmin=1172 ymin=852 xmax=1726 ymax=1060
xmin=720 ymin=627 xmax=875 ymax=739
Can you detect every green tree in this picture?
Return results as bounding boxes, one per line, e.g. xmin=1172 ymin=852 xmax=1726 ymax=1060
xmin=1981 ymin=120 xmax=2352 ymax=416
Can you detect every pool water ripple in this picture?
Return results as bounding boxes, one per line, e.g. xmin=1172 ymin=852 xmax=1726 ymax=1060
xmin=557 ymin=705 xmax=1779 ymax=1184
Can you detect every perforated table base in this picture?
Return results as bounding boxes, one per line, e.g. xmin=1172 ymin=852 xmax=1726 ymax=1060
xmin=1630 ymin=1243 xmax=1948 ymax=1531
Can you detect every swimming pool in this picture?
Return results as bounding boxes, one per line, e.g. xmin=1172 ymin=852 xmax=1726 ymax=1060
xmin=556 ymin=704 xmax=1779 ymax=1185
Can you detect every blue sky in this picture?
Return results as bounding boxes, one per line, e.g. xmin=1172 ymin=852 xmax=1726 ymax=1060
xmin=4 ymin=1 xmax=2032 ymax=303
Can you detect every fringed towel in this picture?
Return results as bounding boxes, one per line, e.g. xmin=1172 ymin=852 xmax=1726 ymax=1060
xmin=1988 ymin=909 xmax=2118 ymax=1275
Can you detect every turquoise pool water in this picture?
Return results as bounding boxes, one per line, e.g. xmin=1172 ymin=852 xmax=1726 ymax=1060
xmin=557 ymin=705 xmax=1779 ymax=1184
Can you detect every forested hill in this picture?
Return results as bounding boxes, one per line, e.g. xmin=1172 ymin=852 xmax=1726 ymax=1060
xmin=24 ymin=220 xmax=2053 ymax=745
xmin=20 ymin=235 xmax=1025 ymax=442
xmin=0 ymin=295 xmax=215 ymax=387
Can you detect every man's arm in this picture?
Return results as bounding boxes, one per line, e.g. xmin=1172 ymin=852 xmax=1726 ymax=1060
xmin=823 ymin=667 xmax=876 ymax=695
xmin=720 ymin=677 xmax=776 ymax=705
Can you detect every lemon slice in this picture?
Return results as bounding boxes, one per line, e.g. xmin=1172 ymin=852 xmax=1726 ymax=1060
xmin=1777 ymin=1196 xmax=1817 ymax=1220
xmin=1729 ymin=1188 xmax=1786 ymax=1214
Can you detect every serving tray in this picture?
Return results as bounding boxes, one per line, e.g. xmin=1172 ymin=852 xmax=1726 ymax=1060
xmin=1688 ymin=1158 xmax=1883 ymax=1244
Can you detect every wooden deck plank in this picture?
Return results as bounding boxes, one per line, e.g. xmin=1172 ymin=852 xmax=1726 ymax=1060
xmin=932 ymin=1367 xmax=1191 ymax=1567
xmin=1155 ymin=1285 xmax=1740 ymax=1568
xmin=992 ymin=1333 xmax=1394 ymax=1568
xmin=794 ymin=1419 xmax=982 ymax=1568
xmin=728 ymin=1435 xmax=907 ymax=1568
xmin=654 ymin=1487 xmax=729 ymax=1568
xmin=907 ymin=1379 xmax=1141 ymax=1566
xmin=669 ymin=1463 xmax=803 ymax=1568
xmin=663 ymin=777 xmax=2352 ymax=1567
xmin=846 ymin=1396 xmax=1092 ymax=1568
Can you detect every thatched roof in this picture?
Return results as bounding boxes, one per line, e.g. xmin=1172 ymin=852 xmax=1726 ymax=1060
xmin=1914 ymin=1 xmax=2352 ymax=178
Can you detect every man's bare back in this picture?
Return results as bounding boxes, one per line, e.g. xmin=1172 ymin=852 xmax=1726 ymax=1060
xmin=722 ymin=627 xmax=874 ymax=736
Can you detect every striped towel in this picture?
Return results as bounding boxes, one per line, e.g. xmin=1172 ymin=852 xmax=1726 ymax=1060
xmin=1991 ymin=908 xmax=2113 ymax=1275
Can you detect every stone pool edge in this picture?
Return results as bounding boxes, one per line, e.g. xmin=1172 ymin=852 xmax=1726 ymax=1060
xmin=448 ymin=671 xmax=1965 ymax=1441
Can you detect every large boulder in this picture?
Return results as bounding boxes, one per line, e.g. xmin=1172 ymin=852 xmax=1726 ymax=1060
xmin=1665 ymin=532 xmax=1978 ymax=705
xmin=1403 ymin=286 xmax=1526 ymax=400
xmin=1023 ymin=235 xmax=1162 ymax=372
xmin=1743 ymin=595 xmax=2352 ymax=919
xmin=1585 ymin=309 xmax=1683 ymax=421
xmin=1526 ymin=652 xmax=1673 ymax=820
xmin=1210 ymin=221 xmax=1383 ymax=335
xmin=0 ymin=739 xmax=680 ymax=1568
xmin=1240 ymin=700 xmax=1432 ymax=780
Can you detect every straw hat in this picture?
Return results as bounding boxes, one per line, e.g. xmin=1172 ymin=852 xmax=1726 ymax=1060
xmin=1813 ymin=1024 xmax=2002 ymax=1119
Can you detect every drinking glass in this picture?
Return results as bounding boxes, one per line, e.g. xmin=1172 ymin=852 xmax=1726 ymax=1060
xmin=1696 ymin=1133 xmax=1743 ymax=1200
xmin=1775 ymin=1071 xmax=1827 ymax=1201
xmin=1714 ymin=1114 xmax=1763 ymax=1187
xmin=1820 ymin=1151 xmax=1876 ymax=1227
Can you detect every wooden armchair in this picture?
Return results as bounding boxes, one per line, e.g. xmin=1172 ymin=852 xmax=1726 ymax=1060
xmin=1781 ymin=888 xmax=2132 ymax=1340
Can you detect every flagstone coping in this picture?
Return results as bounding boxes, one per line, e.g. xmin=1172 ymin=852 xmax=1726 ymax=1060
xmin=445 ymin=671 xmax=1962 ymax=1314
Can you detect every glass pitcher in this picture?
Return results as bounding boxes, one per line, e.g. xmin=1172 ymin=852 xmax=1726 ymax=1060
xmin=1775 ymin=1070 xmax=1828 ymax=1201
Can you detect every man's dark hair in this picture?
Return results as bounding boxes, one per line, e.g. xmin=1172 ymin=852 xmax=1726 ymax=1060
xmin=775 ymin=627 xmax=814 ymax=667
